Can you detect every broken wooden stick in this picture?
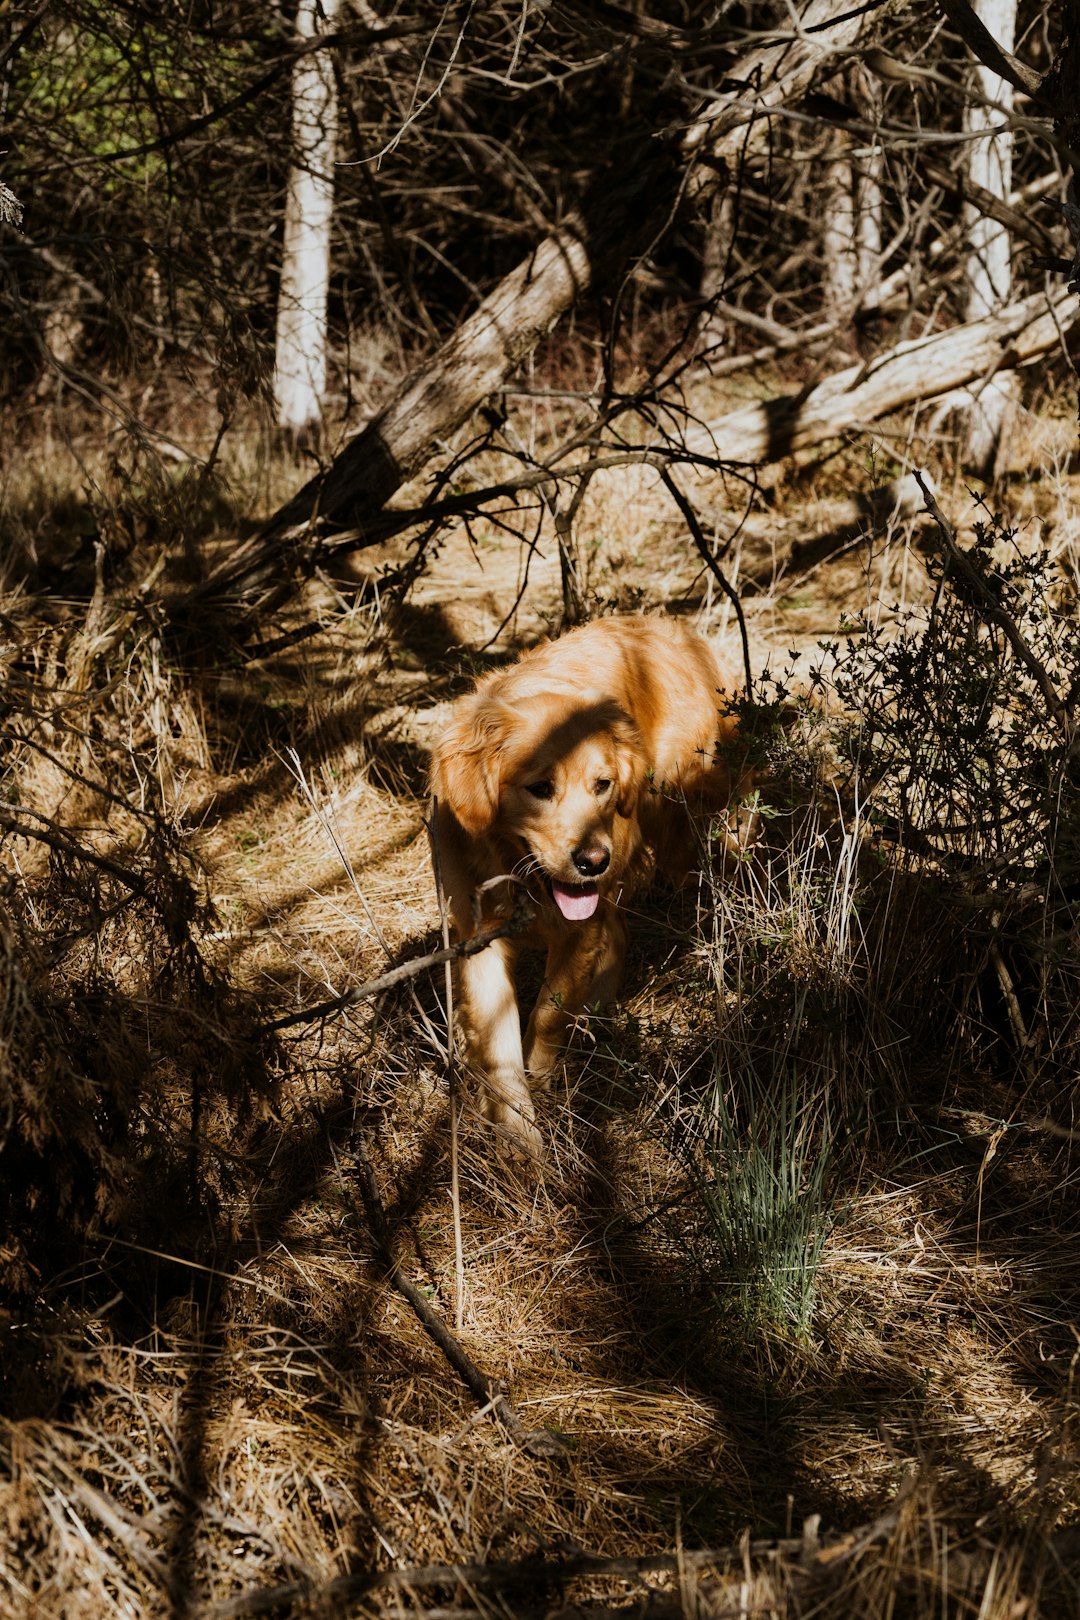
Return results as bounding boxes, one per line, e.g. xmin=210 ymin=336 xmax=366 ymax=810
xmin=349 ymin=1134 xmax=567 ymax=1462
xmin=261 ymin=879 xmax=534 ymax=1034
xmin=209 ymin=1471 xmax=917 ymax=1618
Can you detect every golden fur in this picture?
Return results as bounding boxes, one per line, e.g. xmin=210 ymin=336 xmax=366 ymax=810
xmin=429 ymin=614 xmax=748 ymax=1155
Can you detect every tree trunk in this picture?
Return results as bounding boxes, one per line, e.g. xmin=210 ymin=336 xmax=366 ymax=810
xmin=853 ymin=68 xmax=885 ymax=311
xmin=823 ymin=67 xmax=884 ymax=334
xmin=273 ymin=0 xmax=340 ymax=444
xmin=696 ymin=189 xmax=736 ymax=361
xmin=195 ymin=0 xmax=885 ymax=611
xmin=822 ymin=126 xmax=861 ymax=341
xmin=960 ymin=0 xmax=1017 ymax=474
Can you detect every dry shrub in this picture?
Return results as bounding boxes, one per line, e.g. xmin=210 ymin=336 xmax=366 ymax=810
xmin=0 ymin=570 xmax=266 ymax=1335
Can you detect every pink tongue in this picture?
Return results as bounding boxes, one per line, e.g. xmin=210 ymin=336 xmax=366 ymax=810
xmin=551 ymin=880 xmax=600 ymax=921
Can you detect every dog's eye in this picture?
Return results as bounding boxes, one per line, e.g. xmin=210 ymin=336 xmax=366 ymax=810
xmin=524 ymin=780 xmax=554 ymax=801
xmin=594 ymin=777 xmax=612 ymax=795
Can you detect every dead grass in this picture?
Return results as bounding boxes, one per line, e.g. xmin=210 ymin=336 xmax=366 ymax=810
xmin=2 ymin=383 xmax=1080 ymax=1620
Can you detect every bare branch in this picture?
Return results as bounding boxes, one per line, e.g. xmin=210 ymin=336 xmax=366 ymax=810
xmin=657 ymin=467 xmax=753 ymax=695
xmin=936 ymin=0 xmax=1043 ymax=98
xmin=260 ymin=887 xmax=535 ymax=1034
xmin=0 ymin=805 xmax=148 ymax=894
xmin=34 ymin=18 xmax=424 ymax=174
xmin=913 ymin=473 xmax=1069 ymax=728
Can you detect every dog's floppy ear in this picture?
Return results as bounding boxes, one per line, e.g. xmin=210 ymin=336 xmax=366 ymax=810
xmin=611 ymin=712 xmax=646 ymax=818
xmin=431 ymin=695 xmax=512 ymax=837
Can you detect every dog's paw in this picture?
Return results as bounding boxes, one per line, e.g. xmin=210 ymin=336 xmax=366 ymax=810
xmin=497 ymin=1118 xmax=545 ymax=1167
xmin=482 ymin=1091 xmax=545 ymax=1163
xmin=523 ymin=1042 xmax=560 ymax=1092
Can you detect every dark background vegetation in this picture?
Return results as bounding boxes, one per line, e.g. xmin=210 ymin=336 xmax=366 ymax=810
xmin=2 ymin=4 xmax=1068 ymax=425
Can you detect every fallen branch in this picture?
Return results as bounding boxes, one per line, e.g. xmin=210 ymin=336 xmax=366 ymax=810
xmin=260 ymin=883 xmax=534 ymax=1033
xmin=683 ymin=285 xmax=1076 ymax=466
xmin=208 ymin=1473 xmax=916 ymax=1618
xmin=184 ymin=0 xmax=884 ymax=613
xmin=206 ymin=281 xmax=1073 ymax=637
xmin=350 ymin=1135 xmax=567 ymax=1462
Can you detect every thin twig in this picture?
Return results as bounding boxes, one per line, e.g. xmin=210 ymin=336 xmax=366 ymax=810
xmin=426 ymin=796 xmax=465 ymax=1330
xmin=259 ymin=912 xmax=528 ymax=1034
xmin=350 ymin=1135 xmax=567 ymax=1459
xmin=0 ymin=805 xmax=147 ymax=893
xmin=657 ymin=467 xmax=753 ymax=695
xmin=913 ymin=473 xmax=1068 ymax=729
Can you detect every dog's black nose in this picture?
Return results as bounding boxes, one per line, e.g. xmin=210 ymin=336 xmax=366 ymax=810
xmin=572 ymin=845 xmax=610 ymax=877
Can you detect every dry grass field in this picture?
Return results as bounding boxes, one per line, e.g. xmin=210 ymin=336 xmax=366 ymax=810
xmin=2 ymin=375 xmax=1080 ymax=1619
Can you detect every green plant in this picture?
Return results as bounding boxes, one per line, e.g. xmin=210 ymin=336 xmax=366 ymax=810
xmin=14 ymin=16 xmax=264 ymax=195
xmin=686 ymin=1032 xmax=836 ymax=1340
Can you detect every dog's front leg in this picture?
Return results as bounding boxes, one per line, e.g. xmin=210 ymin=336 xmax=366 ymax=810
xmin=457 ymin=935 xmax=542 ymax=1156
xmin=523 ymin=910 xmax=628 ymax=1084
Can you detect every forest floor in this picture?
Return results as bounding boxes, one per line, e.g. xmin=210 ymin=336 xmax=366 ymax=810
xmin=3 ymin=370 xmax=1080 ymax=1618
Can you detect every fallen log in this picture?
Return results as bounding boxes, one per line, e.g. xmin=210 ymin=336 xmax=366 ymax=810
xmin=187 ymin=0 xmax=885 ymax=614
xmin=682 ymin=285 xmax=1076 ymax=467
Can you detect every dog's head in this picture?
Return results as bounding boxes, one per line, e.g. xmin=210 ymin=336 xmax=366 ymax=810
xmin=432 ymin=686 xmax=645 ymax=919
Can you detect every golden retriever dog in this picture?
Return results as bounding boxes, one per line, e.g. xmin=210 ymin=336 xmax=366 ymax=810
xmin=429 ymin=614 xmax=749 ymax=1156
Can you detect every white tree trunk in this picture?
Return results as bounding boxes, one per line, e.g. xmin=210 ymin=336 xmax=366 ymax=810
xmin=962 ymin=0 xmax=1017 ymax=474
xmin=822 ymin=128 xmax=858 ymax=335
xmin=697 ymin=190 xmax=736 ymax=360
xmin=822 ymin=68 xmax=884 ymax=335
xmin=273 ymin=0 xmax=340 ymax=442
xmin=853 ymin=68 xmax=884 ymax=307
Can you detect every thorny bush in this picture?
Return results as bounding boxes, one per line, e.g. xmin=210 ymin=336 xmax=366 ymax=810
xmin=824 ymin=502 xmax=1080 ymax=883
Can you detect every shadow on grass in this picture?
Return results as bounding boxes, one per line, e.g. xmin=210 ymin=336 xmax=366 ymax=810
xmin=5 ymin=573 xmax=1080 ymax=1614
